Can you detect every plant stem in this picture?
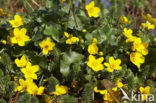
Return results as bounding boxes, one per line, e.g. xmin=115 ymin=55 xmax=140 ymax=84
xmin=32 ymin=0 xmax=41 ymax=8
xmin=72 ymin=4 xmax=79 ymax=27
xmin=24 ymin=0 xmax=34 ymax=12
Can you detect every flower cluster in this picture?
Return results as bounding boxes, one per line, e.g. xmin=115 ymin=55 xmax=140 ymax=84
xmin=14 ymin=56 xmax=44 ymax=95
xmin=8 ymin=15 xmax=30 ymax=46
xmin=87 ymin=38 xmax=122 ymax=72
xmin=123 ymin=27 xmax=148 ymax=68
xmin=142 ymin=13 xmax=156 ymax=27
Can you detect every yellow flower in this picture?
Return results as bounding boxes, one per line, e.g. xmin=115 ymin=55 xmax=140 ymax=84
xmin=62 ymin=0 xmax=66 ymax=3
xmin=142 ymin=13 xmax=153 ymax=22
xmin=123 ymin=28 xmax=133 ymax=38
xmin=87 ymin=55 xmax=104 ymax=72
xmin=94 ymin=86 xmax=107 ymax=95
xmin=26 ymin=79 xmax=44 ymax=95
xmin=112 ymin=78 xmax=124 ymax=92
xmin=82 ymin=29 xmax=87 ymax=33
xmin=37 ymin=86 xmax=45 ymax=95
xmin=21 ymin=62 xmax=39 ymax=79
xmin=15 ymin=78 xmax=33 ymax=92
xmin=9 ymin=15 xmax=23 ymax=28
xmin=126 ymin=36 xmax=137 ymax=43
xmin=85 ymin=1 xmax=100 ymax=18
xmin=53 ymin=84 xmax=68 ymax=95
xmin=1 ymin=40 xmax=7 ymax=44
xmin=14 ymin=76 xmax=18 ymax=82
xmin=152 ymin=18 xmax=156 ymax=26
xmin=131 ymin=38 xmax=148 ymax=55
xmin=64 ymin=32 xmax=79 ymax=44
xmin=115 ymin=78 xmax=123 ymax=88
xmin=130 ymin=52 xmax=144 ymax=68
xmin=99 ymin=51 xmax=104 ymax=56
xmin=102 ymin=90 xmax=114 ymax=102
xmin=0 ymin=56 xmax=1 ymax=59
xmin=120 ymin=16 xmax=131 ymax=24
xmin=88 ymin=43 xmax=98 ymax=55
xmin=0 ymin=8 xmax=10 ymax=17
xmin=39 ymin=37 xmax=55 ymax=55
xmin=141 ymin=21 xmax=155 ymax=31
xmin=139 ymin=86 xmax=151 ymax=101
xmin=154 ymin=37 xmax=156 ymax=42
xmin=92 ymin=38 xmax=97 ymax=43
xmin=45 ymin=96 xmax=54 ymax=103
xmin=15 ymin=55 xmax=29 ymax=67
xmin=104 ymin=57 xmax=122 ymax=72
xmin=94 ymin=86 xmax=100 ymax=93
xmin=10 ymin=28 xmax=30 ymax=46
xmin=15 ymin=78 xmax=44 ymax=95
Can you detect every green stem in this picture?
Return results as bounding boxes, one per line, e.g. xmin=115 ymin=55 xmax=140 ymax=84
xmin=72 ymin=4 xmax=79 ymax=27
xmin=24 ymin=0 xmax=34 ymax=11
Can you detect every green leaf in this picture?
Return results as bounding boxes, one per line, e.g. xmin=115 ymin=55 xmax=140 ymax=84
xmin=0 ymin=99 xmax=6 ymax=103
xmin=17 ymin=93 xmax=31 ymax=103
xmin=44 ymin=25 xmax=60 ymax=42
xmin=0 ymin=52 xmax=14 ymax=73
xmin=82 ymin=83 xmax=93 ymax=102
xmin=45 ymin=0 xmax=53 ymax=8
xmin=61 ymin=95 xmax=77 ymax=103
xmin=60 ymin=52 xmax=84 ymax=77
xmin=31 ymin=96 xmax=39 ymax=103
xmin=47 ymin=76 xmax=59 ymax=92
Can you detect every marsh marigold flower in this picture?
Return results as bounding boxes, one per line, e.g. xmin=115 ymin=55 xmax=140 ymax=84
xmin=88 ymin=43 xmax=98 ymax=55
xmin=45 ymin=96 xmax=54 ymax=103
xmin=152 ymin=18 xmax=156 ymax=26
xmin=39 ymin=37 xmax=55 ymax=55
xmin=130 ymin=52 xmax=144 ymax=68
xmin=15 ymin=78 xmax=29 ymax=92
xmin=120 ymin=16 xmax=131 ymax=24
xmin=64 ymin=32 xmax=79 ymax=44
xmin=123 ymin=28 xmax=133 ymax=38
xmin=142 ymin=13 xmax=153 ymax=22
xmin=112 ymin=78 xmax=124 ymax=91
xmin=9 ymin=15 xmax=23 ymax=28
xmin=139 ymin=86 xmax=151 ymax=101
xmin=10 ymin=28 xmax=30 ymax=46
xmin=85 ymin=1 xmax=100 ymax=18
xmin=131 ymin=38 xmax=148 ymax=55
xmin=104 ymin=57 xmax=122 ymax=72
xmin=52 ymin=84 xmax=68 ymax=95
xmin=87 ymin=55 xmax=104 ymax=72
xmin=141 ymin=21 xmax=155 ymax=31
xmin=82 ymin=29 xmax=87 ymax=33
xmin=88 ymin=38 xmax=98 ymax=55
xmin=62 ymin=0 xmax=66 ymax=3
xmin=1 ymin=40 xmax=7 ymax=45
xmin=26 ymin=81 xmax=44 ymax=95
xmin=15 ymin=78 xmax=44 ymax=95
xmin=15 ymin=55 xmax=29 ymax=67
xmin=0 ymin=8 xmax=9 ymax=17
xmin=21 ymin=62 xmax=39 ymax=79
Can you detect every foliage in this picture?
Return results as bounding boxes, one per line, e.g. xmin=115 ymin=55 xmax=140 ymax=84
xmin=0 ymin=0 xmax=156 ymax=103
